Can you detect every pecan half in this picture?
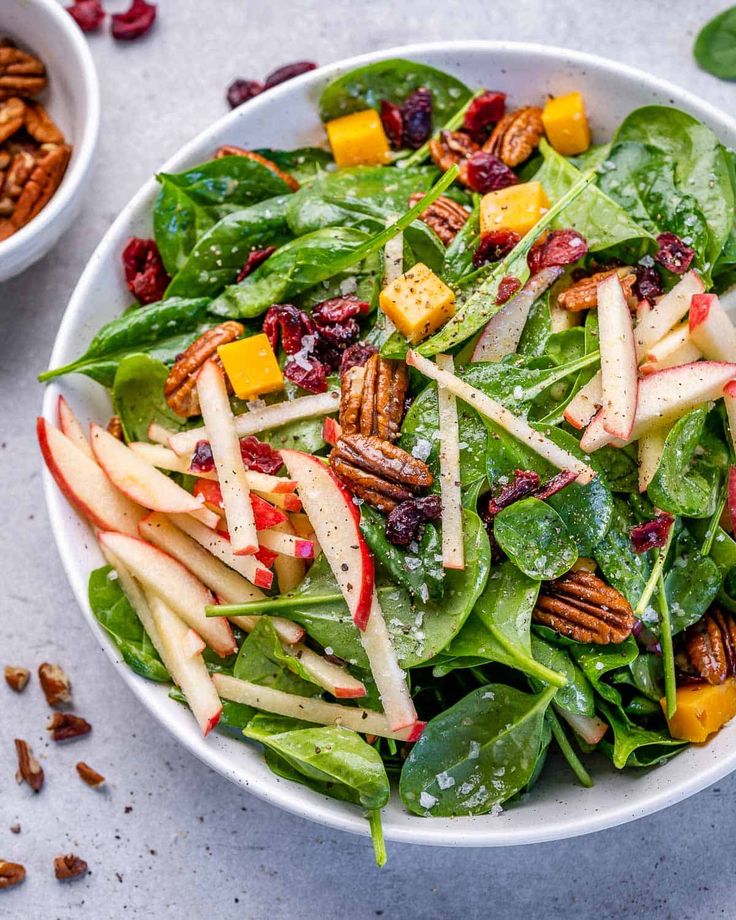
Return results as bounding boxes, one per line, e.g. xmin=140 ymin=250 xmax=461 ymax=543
xmin=47 ymin=712 xmax=91 ymax=742
xmin=76 ymin=762 xmax=105 ymax=788
xmin=685 ymin=608 xmax=736 ymax=685
xmin=0 ymin=861 xmax=25 ymax=890
xmin=11 ymin=144 xmax=71 ymax=230
xmin=214 ymin=144 xmax=299 ymax=191
xmin=339 ymin=365 xmax=365 ymax=437
xmin=557 ymin=268 xmax=636 ymax=313
xmin=408 ymin=192 xmax=469 ymax=245
xmin=533 ymin=570 xmax=635 ymax=644
xmin=340 ymin=353 xmax=409 ymax=442
xmin=15 ymin=739 xmax=44 ymax=793
xmin=38 ymin=662 xmax=72 ymax=707
xmin=428 ymin=129 xmax=479 ymax=173
xmin=164 ymin=322 xmax=244 ymax=417
xmin=0 ymin=46 xmax=47 ymax=100
xmin=24 ymin=101 xmax=64 ymax=144
xmin=0 ymin=97 xmax=25 ymax=143
xmin=54 ymin=854 xmax=88 ymax=881
xmin=3 ymin=149 xmax=34 ymax=200
xmin=483 ymin=106 xmax=544 ymax=167
xmin=4 ymin=665 xmax=29 ymax=692
xmin=330 ymin=433 xmax=432 ymax=513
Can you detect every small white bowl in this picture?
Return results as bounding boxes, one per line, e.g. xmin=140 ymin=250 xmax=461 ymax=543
xmin=0 ymin=0 xmax=99 ymax=282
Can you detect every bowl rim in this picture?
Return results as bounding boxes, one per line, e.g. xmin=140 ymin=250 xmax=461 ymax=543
xmin=41 ymin=39 xmax=736 ymax=847
xmin=0 ymin=0 xmax=100 ymax=261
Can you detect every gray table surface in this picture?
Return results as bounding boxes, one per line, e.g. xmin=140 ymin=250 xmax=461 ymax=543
xmin=2 ymin=1 xmax=736 ymax=917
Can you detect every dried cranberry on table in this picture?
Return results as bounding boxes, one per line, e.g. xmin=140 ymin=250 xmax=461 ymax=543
xmin=284 ymin=354 xmax=328 ymax=393
xmin=654 ymin=232 xmax=695 ymax=275
xmin=633 ymin=261 xmax=664 ymax=303
xmin=227 ymin=79 xmax=264 ymax=109
xmin=402 ymin=88 xmax=433 ymax=149
xmin=66 ymin=0 xmax=105 ymax=32
xmin=385 ymin=494 xmax=442 ymax=546
xmin=527 ymin=229 xmax=588 ymax=275
xmin=122 ymin=237 xmax=170 ymax=305
xmin=264 ymin=61 xmax=317 ymax=89
xmin=495 ymin=275 xmax=521 ymax=305
xmin=263 ymin=304 xmax=315 ymax=354
xmin=236 ymin=246 xmax=276 ymax=282
xmin=460 ymin=151 xmax=518 ymax=194
xmin=380 ymin=100 xmax=404 ymax=150
xmin=340 ymin=342 xmax=377 ymax=377
xmin=473 ymin=229 xmax=521 ymax=268
xmin=111 ymin=0 xmax=156 ymax=41
xmin=463 ymin=91 xmax=506 ymax=137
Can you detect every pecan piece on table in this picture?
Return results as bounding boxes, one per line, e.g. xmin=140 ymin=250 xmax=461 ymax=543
xmin=4 ymin=665 xmax=29 ymax=692
xmin=483 ymin=106 xmax=544 ymax=167
xmin=164 ymin=321 xmax=244 ymax=417
xmin=15 ymin=739 xmax=44 ymax=793
xmin=11 ymin=144 xmax=71 ymax=231
xmin=76 ymin=761 xmax=106 ymax=788
xmin=0 ymin=46 xmax=47 ymax=100
xmin=408 ymin=192 xmax=469 ymax=246
xmin=557 ymin=268 xmax=636 ymax=313
xmin=0 ymin=861 xmax=25 ymax=890
xmin=24 ymin=101 xmax=64 ymax=145
xmin=0 ymin=97 xmax=25 ymax=144
xmin=54 ymin=854 xmax=88 ymax=882
xmin=47 ymin=712 xmax=91 ymax=742
xmin=428 ymin=129 xmax=479 ymax=173
xmin=533 ymin=570 xmax=635 ymax=644
xmin=213 ymin=144 xmax=299 ymax=191
xmin=38 ymin=662 xmax=72 ymax=707
xmin=685 ymin=608 xmax=736 ymax=685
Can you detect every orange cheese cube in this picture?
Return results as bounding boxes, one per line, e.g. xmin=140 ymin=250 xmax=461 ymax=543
xmin=542 ymin=92 xmax=591 ymax=156
xmin=662 ymin=679 xmax=736 ymax=743
xmin=325 ymin=109 xmax=391 ymax=167
xmin=217 ymin=333 xmax=284 ymax=400
xmin=479 ymin=182 xmax=550 ymax=238
xmin=379 ymin=262 xmax=455 ymax=344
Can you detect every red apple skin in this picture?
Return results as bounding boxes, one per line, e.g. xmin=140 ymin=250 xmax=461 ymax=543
xmin=407 ymin=721 xmax=427 ymax=742
xmin=332 ymin=685 xmax=368 ymax=700
xmin=728 ymin=467 xmax=736 ymax=537
xmin=725 ymin=380 xmax=736 ymax=398
xmin=322 ymin=417 xmax=342 ymax=447
xmin=204 ymin=708 xmax=223 ymax=736
xmin=689 ymin=293 xmax=716 ymax=330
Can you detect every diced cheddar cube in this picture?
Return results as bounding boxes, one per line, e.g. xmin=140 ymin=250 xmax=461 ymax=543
xmin=542 ymin=92 xmax=591 ymax=156
xmin=479 ymin=182 xmax=550 ymax=238
xmin=325 ymin=109 xmax=391 ymax=167
xmin=217 ymin=333 xmax=284 ymax=401
xmin=379 ymin=262 xmax=456 ymax=344
xmin=663 ymin=679 xmax=736 ymax=743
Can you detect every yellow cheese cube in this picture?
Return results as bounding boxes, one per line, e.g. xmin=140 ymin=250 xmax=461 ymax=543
xmin=325 ymin=109 xmax=391 ymax=168
xmin=217 ymin=333 xmax=284 ymax=400
xmin=379 ymin=262 xmax=456 ymax=344
xmin=479 ymin=182 xmax=550 ymax=237
xmin=542 ymin=92 xmax=591 ymax=156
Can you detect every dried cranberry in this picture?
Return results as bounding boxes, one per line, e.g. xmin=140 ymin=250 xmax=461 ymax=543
xmin=66 ymin=0 xmax=105 ymax=31
xmin=630 ymin=514 xmax=674 ymax=554
xmin=311 ymin=294 xmax=369 ymax=326
xmin=340 ymin=342 xmax=377 ymax=377
xmin=263 ymin=304 xmax=315 ymax=355
xmin=284 ymin=355 xmax=328 ymax=393
xmin=402 ymin=88 xmax=433 ymax=149
xmin=654 ymin=232 xmax=695 ymax=275
xmin=190 ymin=440 xmax=215 ymax=474
xmin=463 ymin=91 xmax=506 ymax=135
xmin=385 ymin=494 xmax=442 ymax=546
xmin=528 ymin=229 xmax=588 ymax=275
xmin=485 ymin=470 xmax=541 ymax=518
xmin=496 ymin=275 xmax=521 ymax=305
xmin=122 ymin=238 xmax=170 ymax=305
xmin=111 ymin=0 xmax=156 ymax=40
xmin=532 ymin=469 xmax=577 ymax=501
xmin=227 ymin=79 xmax=264 ymax=109
xmin=263 ymin=61 xmax=317 ymax=89
xmin=633 ymin=262 xmax=664 ymax=303
xmin=316 ymin=318 xmax=360 ymax=350
xmin=380 ymin=100 xmax=404 ymax=150
xmin=463 ymin=152 xmax=518 ymax=194
xmin=236 ymin=246 xmax=276 ymax=282
xmin=473 ymin=230 xmax=521 ymax=268
xmin=239 ymin=436 xmax=283 ymax=474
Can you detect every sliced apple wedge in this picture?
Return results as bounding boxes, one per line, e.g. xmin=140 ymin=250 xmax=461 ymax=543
xmin=212 ymin=674 xmax=424 ymax=741
xmin=196 ymin=361 xmax=258 ymax=556
xmin=284 ymin=644 xmax=366 ymax=699
xmin=635 ymin=269 xmax=704 ymax=357
xmin=597 ymin=274 xmax=638 ymax=440
xmin=258 ymin=528 xmax=314 ymax=559
xmin=270 ymin=519 xmax=307 ymax=593
xmin=147 ymin=422 xmax=177 ymax=445
xmin=181 ymin=628 xmax=207 ymax=659
xmin=580 ymin=360 xmax=736 ymax=452
xmin=556 ymin=708 xmax=608 ymax=745
xmin=406 ymin=351 xmax=596 ymax=484
xmin=38 ymin=418 xmax=145 ymax=536
xmin=57 ymin=395 xmax=94 ymax=459
xmin=169 ymin=390 xmax=340 ymax=456
xmin=322 ymin=416 xmax=343 ymax=447
xmin=639 ymin=322 xmax=702 ymax=375
xmin=689 ymin=293 xmax=736 ymax=358
xmin=724 ymin=381 xmax=736 ymax=459
xmin=563 ymin=372 xmax=602 ymax=430
xmin=254 ymin=489 xmax=302 ymax=511
xmin=98 ymin=531 xmax=236 ymax=657
xmin=638 ymin=426 xmax=669 ymax=493
xmin=436 ymin=354 xmax=464 ymax=570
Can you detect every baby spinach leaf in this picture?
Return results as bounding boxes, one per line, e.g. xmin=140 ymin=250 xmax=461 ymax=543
xmin=88 ymin=566 xmax=169 ymax=682
xmin=318 ymin=58 xmax=471 ymax=125
xmin=252 ymin=147 xmax=333 ymax=184
xmin=695 ymin=7 xmax=736 ymax=81
xmin=593 ymin=497 xmax=650 ymax=607
xmin=612 ymin=653 xmax=664 ymax=702
xmin=518 ymin=292 xmax=553 ymax=357
xmin=112 ymin=354 xmax=187 ymax=443
xmin=494 ymin=498 xmax=578 ymax=580
xmin=39 ymin=297 xmax=215 ymax=387
xmin=299 ymin=164 xmax=439 ymax=211
xmin=529 ymin=635 xmax=595 ymax=716
xmin=595 ymin=698 xmax=687 ymax=769
xmin=664 ymin=528 xmax=722 ymax=633
xmin=443 ymin=203 xmax=480 ymax=283
xmin=568 ymin=636 xmax=639 ymax=708
xmin=154 ymin=156 xmax=293 ymax=275
xmin=399 ymin=683 xmax=556 ymax=816
xmin=233 ymin=618 xmax=320 ymax=696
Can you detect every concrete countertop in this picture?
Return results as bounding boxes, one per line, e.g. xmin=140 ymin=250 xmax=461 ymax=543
xmin=2 ymin=1 xmax=735 ymax=916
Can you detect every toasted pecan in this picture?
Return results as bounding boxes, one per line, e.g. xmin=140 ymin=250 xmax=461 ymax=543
xmin=15 ymin=739 xmax=44 ymax=793
xmin=54 ymin=854 xmax=88 ymax=881
xmin=0 ymin=97 xmax=25 ymax=144
xmin=106 ymin=415 xmax=124 ymax=440
xmin=0 ymin=861 xmax=25 ymax=890
xmin=164 ymin=322 xmax=244 ymax=417
xmin=4 ymin=665 xmax=29 ymax=692
xmin=24 ymin=101 xmax=64 ymax=145
xmin=557 ymin=268 xmax=636 ymax=313
xmin=339 ymin=354 xmax=408 ymax=442
xmin=428 ymin=130 xmax=479 ymax=174
xmin=38 ymin=662 xmax=71 ymax=707
xmin=686 ymin=608 xmax=736 ymax=685
xmin=408 ymin=192 xmax=469 ymax=246
xmin=214 ymin=144 xmax=299 ymax=191
xmin=483 ymin=106 xmax=544 ymax=167
xmin=76 ymin=762 xmax=105 ymax=788
xmin=47 ymin=712 xmax=91 ymax=742
xmin=533 ymin=570 xmax=635 ymax=644
xmin=11 ymin=143 xmax=71 ymax=230
xmin=0 ymin=46 xmax=47 ymax=100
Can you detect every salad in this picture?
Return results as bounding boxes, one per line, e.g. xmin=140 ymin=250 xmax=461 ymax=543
xmin=37 ymin=57 xmax=736 ymax=863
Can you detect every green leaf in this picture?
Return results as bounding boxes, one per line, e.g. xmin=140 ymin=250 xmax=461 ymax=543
xmin=291 ymin=165 xmax=439 ymax=215
xmin=593 ymin=497 xmax=650 ymax=607
xmin=399 ymin=683 xmax=556 ymax=816
xmin=233 ymin=618 xmax=320 ymax=696
xmin=88 ymin=566 xmax=169 ymax=682
xmin=252 ymin=147 xmax=334 ymax=184
xmin=529 ymin=635 xmax=595 ymax=716
xmin=494 ymin=498 xmax=577 ymax=580
xmin=595 ymin=698 xmax=687 ymax=769
xmin=664 ymin=528 xmax=722 ymax=634
xmin=648 ymin=408 xmax=719 ymax=517
xmin=112 ymin=354 xmax=187 ymax=443
xmin=568 ymin=636 xmax=639 ymax=708
xmin=694 ymin=7 xmax=736 ymax=80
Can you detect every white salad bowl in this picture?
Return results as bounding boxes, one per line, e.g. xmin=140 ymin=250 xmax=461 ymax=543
xmin=41 ymin=41 xmax=736 ymax=847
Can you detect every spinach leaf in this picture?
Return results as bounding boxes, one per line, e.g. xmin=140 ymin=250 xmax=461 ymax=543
xmin=39 ymin=297 xmax=214 ymax=387
xmin=170 ymin=686 xmax=255 ymax=739
xmin=233 ymin=618 xmax=319 ymax=696
xmin=399 ymin=683 xmax=556 ymax=816
xmin=245 ymin=714 xmax=390 ymax=810
xmin=494 ymin=497 xmax=578 ymax=580
xmin=112 ymin=354 xmax=187 ymax=442
xmin=568 ymin=636 xmax=639 ymax=708
xmin=443 ymin=202 xmax=480 ymax=283
xmin=595 ymin=698 xmax=687 ymax=769
xmin=665 ymin=528 xmax=722 ymax=633
xmin=593 ymin=497 xmax=650 ymax=606
xmin=295 ymin=164 xmax=439 ymax=211
xmin=612 ymin=653 xmax=664 ymax=702
xmin=318 ymin=58 xmax=471 ymax=125
xmin=154 ymin=156 xmax=293 ymax=274
xmin=529 ymin=635 xmax=595 ymax=716
xmin=252 ymin=147 xmax=334 ymax=184
xmin=88 ymin=566 xmax=169 ymax=682
xmin=699 ymin=524 xmax=736 ymax=612
xmin=165 ymin=196 xmax=293 ymax=299
xmin=518 ymin=292 xmax=553 ymax=357
xmin=694 ymin=7 xmax=736 ymax=80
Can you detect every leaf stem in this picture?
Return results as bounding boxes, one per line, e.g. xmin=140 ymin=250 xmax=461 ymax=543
xmin=206 ymin=594 xmax=344 ymax=618
xmin=368 ymin=808 xmax=387 ymax=868
xmin=701 ymin=485 xmax=727 ymax=556
xmin=634 ymin=524 xmax=675 ymax=619
xmin=657 ymin=573 xmax=678 ymax=720
xmin=398 ymin=90 xmax=484 ymax=170
xmin=547 ymin=709 xmax=594 ymax=788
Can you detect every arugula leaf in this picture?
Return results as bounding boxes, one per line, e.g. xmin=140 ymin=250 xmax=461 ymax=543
xmin=494 ymin=497 xmax=578 ymax=580
xmin=112 ymin=354 xmax=187 ymax=442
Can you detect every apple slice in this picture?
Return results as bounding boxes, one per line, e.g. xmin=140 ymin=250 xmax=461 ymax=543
xmin=549 ymin=299 xmax=583 ymax=333
xmin=639 ymin=322 xmax=702 ymax=375
xmin=580 ymin=360 xmax=736 ymax=452
xmin=147 ymin=422 xmax=177 ymax=445
xmin=57 ymin=395 xmax=93 ymax=459
xmin=258 ymin=528 xmax=314 ymax=559
xmin=280 ymin=449 xmax=374 ymax=629
xmin=406 ymin=351 xmax=596 ymax=484
xmin=196 ymin=362 xmax=258 ymax=556
xmin=635 ymin=270 xmax=704 ymax=357
xmin=284 ymin=643 xmax=366 ymax=699
xmin=169 ymin=390 xmax=340 ymax=456
xmin=322 ymin=416 xmax=343 ymax=447
xmin=436 ymin=354 xmax=464 ymax=570
xmin=254 ymin=490 xmax=302 ymax=511
xmin=563 ymin=372 xmax=602 ymax=430
xmin=556 ymin=708 xmax=608 ymax=745
xmin=597 ymin=273 xmax=638 ymax=440
xmin=471 ymin=266 xmax=563 ymax=362
xmin=38 ymin=417 xmax=145 ymax=536
xmin=181 ymin=628 xmax=207 ymax=659
xmin=270 ymin=519 xmax=307 ymax=593
xmin=638 ymin=426 xmax=669 ymax=493
xmin=212 ymin=674 xmax=424 ymax=741
xmin=98 ymin=531 xmax=236 ymax=657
